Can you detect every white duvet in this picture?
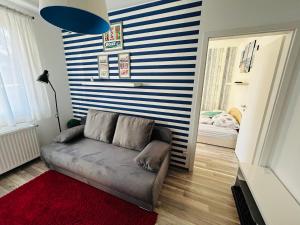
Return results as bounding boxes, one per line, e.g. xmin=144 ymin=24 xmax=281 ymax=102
xmin=197 ymin=124 xmax=238 ymax=149
xmin=198 ymin=112 xmax=239 ymax=149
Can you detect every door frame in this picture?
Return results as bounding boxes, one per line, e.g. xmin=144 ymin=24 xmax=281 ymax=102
xmin=188 ymin=21 xmax=300 ymax=171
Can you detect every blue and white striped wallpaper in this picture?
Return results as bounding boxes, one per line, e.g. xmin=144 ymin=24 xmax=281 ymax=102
xmin=62 ymin=0 xmax=202 ymax=168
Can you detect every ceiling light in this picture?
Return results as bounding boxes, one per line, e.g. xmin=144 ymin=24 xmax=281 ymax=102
xmin=39 ymin=0 xmax=110 ymax=34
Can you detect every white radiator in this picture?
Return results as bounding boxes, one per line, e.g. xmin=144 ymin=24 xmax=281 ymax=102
xmin=0 ymin=125 xmax=40 ymax=175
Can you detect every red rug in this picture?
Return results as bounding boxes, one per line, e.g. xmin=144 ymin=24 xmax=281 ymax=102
xmin=0 ymin=171 xmax=157 ymax=225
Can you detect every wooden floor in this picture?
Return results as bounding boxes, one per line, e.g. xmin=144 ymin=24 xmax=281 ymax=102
xmin=0 ymin=143 xmax=240 ymax=225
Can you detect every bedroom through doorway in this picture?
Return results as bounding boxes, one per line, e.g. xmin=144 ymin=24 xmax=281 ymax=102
xmin=197 ymin=36 xmax=248 ymax=150
xmin=196 ymin=32 xmax=289 ymax=156
xmin=191 ymin=31 xmax=293 ymax=219
xmin=190 ymin=29 xmax=294 ymax=222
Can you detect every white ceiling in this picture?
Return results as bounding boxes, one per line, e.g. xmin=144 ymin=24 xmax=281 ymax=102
xmin=107 ymin=0 xmax=153 ymax=11
xmin=13 ymin=0 xmax=153 ymax=11
xmin=26 ymin=0 xmax=38 ymax=6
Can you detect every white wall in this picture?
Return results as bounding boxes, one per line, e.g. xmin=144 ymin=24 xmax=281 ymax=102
xmin=0 ymin=0 xmax=73 ymax=145
xmin=201 ymin=0 xmax=300 ymax=32
xmin=205 ymin=35 xmax=282 ymax=113
xmin=190 ymin=0 xmax=300 ymax=203
xmin=235 ymin=35 xmax=284 ymax=163
xmin=226 ymin=36 xmax=283 ymax=111
xmin=33 ymin=17 xmax=73 ymax=146
xmin=269 ymin=54 xmax=300 ymax=204
xmin=226 ymin=38 xmax=252 ymax=111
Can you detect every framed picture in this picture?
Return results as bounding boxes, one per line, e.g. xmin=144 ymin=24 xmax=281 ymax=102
xmin=118 ymin=52 xmax=130 ymax=78
xmin=98 ymin=55 xmax=109 ymax=78
xmin=248 ymin=40 xmax=257 ymax=69
xmin=103 ymin=22 xmax=123 ymax=51
xmin=239 ymin=40 xmax=256 ymax=73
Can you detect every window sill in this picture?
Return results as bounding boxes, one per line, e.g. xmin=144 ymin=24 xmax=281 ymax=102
xmin=239 ymin=163 xmax=300 ymax=225
xmin=0 ymin=123 xmax=38 ymax=135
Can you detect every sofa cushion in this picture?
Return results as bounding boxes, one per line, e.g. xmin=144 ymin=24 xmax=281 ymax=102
xmin=151 ymin=126 xmax=172 ymax=144
xmin=84 ymin=109 xmax=118 ymax=143
xmin=41 ymin=138 xmax=163 ymax=203
xmin=134 ymin=140 xmax=170 ymax=172
xmin=54 ymin=125 xmax=84 ymax=143
xmin=112 ymin=115 xmax=155 ymax=151
xmin=81 ymin=116 xmax=87 ymax=125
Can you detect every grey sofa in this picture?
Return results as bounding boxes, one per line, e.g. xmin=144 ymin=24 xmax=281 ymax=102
xmin=41 ymin=110 xmax=171 ymax=211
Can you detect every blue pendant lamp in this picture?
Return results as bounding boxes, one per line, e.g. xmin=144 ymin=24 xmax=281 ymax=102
xmin=39 ymin=0 xmax=110 ymax=34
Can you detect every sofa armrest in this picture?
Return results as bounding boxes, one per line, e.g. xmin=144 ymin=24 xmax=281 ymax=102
xmin=134 ymin=140 xmax=170 ymax=172
xmin=54 ymin=125 xmax=84 ymax=143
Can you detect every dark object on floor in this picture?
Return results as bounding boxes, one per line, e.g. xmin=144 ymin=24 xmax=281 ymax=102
xmin=232 ymin=177 xmax=265 ymax=225
xmin=0 ymin=171 xmax=157 ymax=225
xmin=67 ymin=118 xmax=81 ymax=128
xmin=232 ymin=185 xmax=256 ymax=225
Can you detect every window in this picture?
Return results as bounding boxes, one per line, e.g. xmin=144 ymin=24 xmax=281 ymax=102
xmin=0 ymin=7 xmax=50 ymax=128
xmin=0 ymin=31 xmax=30 ymax=126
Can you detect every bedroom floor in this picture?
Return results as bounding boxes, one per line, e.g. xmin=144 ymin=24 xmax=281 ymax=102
xmin=0 ymin=143 xmax=239 ymax=225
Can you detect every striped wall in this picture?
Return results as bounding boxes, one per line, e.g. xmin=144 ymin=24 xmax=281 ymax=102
xmin=62 ymin=0 xmax=202 ymax=169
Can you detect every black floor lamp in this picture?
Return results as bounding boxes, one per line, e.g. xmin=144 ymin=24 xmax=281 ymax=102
xmin=37 ymin=70 xmax=62 ymax=132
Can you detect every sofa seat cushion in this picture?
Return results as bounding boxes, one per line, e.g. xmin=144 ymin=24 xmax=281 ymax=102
xmin=41 ymin=138 xmax=157 ymax=203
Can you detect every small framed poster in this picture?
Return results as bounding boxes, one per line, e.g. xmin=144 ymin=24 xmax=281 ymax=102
xmin=239 ymin=40 xmax=257 ymax=73
xmin=118 ymin=52 xmax=130 ymax=78
xmin=98 ymin=55 xmax=109 ymax=78
xmin=103 ymin=22 xmax=123 ymax=51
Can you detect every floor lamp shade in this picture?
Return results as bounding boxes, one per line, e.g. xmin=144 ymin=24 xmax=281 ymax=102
xmin=37 ymin=70 xmax=49 ymax=83
xmin=39 ymin=0 xmax=110 ymax=34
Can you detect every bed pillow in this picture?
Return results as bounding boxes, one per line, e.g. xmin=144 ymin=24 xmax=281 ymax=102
xmin=212 ymin=113 xmax=240 ymax=130
xmin=201 ymin=111 xmax=223 ymax=118
xmin=199 ymin=115 xmax=213 ymax=125
xmin=84 ymin=109 xmax=119 ymax=143
xmin=112 ymin=115 xmax=155 ymax=151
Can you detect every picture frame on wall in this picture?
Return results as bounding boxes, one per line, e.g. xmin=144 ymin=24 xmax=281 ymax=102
xmin=118 ymin=52 xmax=130 ymax=78
xmin=98 ymin=54 xmax=109 ymax=79
xmin=239 ymin=40 xmax=257 ymax=73
xmin=248 ymin=40 xmax=257 ymax=69
xmin=103 ymin=22 xmax=124 ymax=52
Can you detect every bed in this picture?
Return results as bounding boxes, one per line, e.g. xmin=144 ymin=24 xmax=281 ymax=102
xmin=197 ymin=108 xmax=242 ymax=149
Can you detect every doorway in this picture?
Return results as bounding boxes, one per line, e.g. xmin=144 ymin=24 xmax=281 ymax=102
xmin=191 ymin=30 xmax=294 ymax=170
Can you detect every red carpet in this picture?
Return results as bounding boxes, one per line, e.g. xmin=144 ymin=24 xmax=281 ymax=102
xmin=0 ymin=171 xmax=157 ymax=225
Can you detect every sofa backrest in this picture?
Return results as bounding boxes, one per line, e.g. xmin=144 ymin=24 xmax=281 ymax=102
xmin=151 ymin=126 xmax=172 ymax=144
xmin=80 ymin=113 xmax=172 ymax=144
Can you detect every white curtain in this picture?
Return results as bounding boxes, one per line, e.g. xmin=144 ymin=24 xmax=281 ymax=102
xmin=0 ymin=7 xmax=51 ymax=128
xmin=201 ymin=47 xmax=237 ymax=111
